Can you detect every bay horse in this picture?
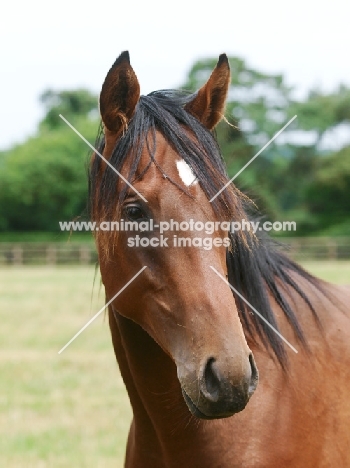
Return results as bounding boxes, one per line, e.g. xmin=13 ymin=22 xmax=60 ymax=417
xmin=90 ymin=51 xmax=350 ymax=467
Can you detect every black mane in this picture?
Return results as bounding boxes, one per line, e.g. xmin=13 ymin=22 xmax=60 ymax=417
xmin=90 ymin=89 xmax=323 ymax=367
xmin=227 ymin=229 xmax=322 ymax=366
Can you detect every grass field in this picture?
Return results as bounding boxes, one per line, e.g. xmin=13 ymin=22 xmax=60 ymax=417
xmin=1 ymin=261 xmax=349 ymax=467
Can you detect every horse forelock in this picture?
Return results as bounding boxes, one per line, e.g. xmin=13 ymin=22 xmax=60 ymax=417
xmin=90 ymin=89 xmax=251 ymax=234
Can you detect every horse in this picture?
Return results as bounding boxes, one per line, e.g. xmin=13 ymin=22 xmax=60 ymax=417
xmin=90 ymin=51 xmax=350 ymax=467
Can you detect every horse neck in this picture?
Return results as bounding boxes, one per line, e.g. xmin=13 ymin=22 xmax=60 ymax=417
xmin=108 ymin=307 xmax=206 ymax=458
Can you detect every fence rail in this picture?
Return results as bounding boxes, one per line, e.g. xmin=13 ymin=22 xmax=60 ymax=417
xmin=277 ymin=237 xmax=350 ymax=261
xmin=0 ymin=243 xmax=98 ymax=266
xmin=0 ymin=238 xmax=349 ymax=266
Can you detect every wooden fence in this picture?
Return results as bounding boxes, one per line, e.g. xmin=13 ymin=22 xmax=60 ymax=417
xmin=0 ymin=238 xmax=349 ymax=266
xmin=278 ymin=237 xmax=350 ymax=261
xmin=0 ymin=243 xmax=98 ymax=266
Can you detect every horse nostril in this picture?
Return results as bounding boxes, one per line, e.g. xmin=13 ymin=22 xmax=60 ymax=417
xmin=248 ymin=353 xmax=259 ymax=395
xmin=202 ymin=358 xmax=220 ymax=402
xmin=200 ymin=354 xmax=258 ymax=407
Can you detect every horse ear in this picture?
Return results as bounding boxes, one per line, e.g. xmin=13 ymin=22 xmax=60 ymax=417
xmin=185 ymin=54 xmax=230 ymax=130
xmin=99 ymin=51 xmax=140 ymax=134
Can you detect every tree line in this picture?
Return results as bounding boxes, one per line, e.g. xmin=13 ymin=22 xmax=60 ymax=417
xmin=0 ymin=57 xmax=349 ymax=236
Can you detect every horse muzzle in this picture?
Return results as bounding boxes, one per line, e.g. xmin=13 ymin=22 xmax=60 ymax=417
xmin=179 ymin=354 xmax=259 ymax=419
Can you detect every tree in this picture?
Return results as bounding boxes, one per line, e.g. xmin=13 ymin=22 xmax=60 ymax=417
xmin=0 ymin=88 xmax=100 ymax=231
xmin=39 ymin=89 xmax=98 ymax=130
xmin=0 ymin=118 xmax=98 ymax=231
xmin=288 ymin=85 xmax=350 ymax=147
xmin=304 ymin=146 xmax=350 ymax=234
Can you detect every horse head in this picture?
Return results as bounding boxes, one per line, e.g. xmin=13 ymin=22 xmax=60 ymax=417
xmin=91 ymin=51 xmax=258 ymax=419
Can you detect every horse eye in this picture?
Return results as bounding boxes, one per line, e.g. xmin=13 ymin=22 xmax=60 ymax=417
xmin=124 ymin=205 xmax=146 ymax=222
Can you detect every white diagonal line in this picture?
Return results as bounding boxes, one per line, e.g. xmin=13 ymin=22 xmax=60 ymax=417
xmin=59 ymin=114 xmax=147 ymax=203
xmin=210 ymin=115 xmax=297 ymax=202
xmin=58 ymin=266 xmax=147 ymax=354
xmin=210 ymin=266 xmax=298 ymax=354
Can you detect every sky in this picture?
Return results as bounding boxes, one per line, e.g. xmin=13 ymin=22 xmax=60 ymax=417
xmin=1 ymin=0 xmax=350 ymax=150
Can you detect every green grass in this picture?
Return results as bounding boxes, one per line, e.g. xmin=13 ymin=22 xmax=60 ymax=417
xmin=0 ymin=262 xmax=349 ymax=467
xmin=300 ymin=260 xmax=350 ymax=284
xmin=0 ymin=267 xmax=131 ymax=468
